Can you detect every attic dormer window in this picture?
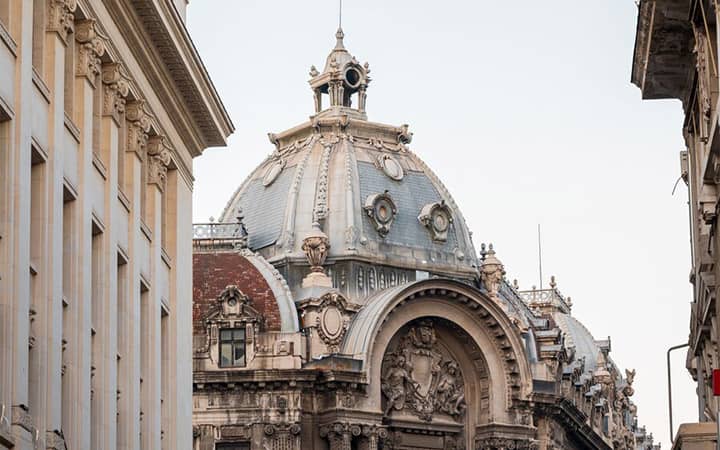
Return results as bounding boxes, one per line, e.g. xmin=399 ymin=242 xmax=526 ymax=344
xmin=219 ymin=328 xmax=246 ymax=367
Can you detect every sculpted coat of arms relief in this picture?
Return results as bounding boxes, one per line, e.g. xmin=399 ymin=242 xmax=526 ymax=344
xmin=381 ymin=320 xmax=467 ymax=422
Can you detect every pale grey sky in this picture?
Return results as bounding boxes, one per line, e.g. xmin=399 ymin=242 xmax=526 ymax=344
xmin=187 ymin=1 xmax=694 ymax=443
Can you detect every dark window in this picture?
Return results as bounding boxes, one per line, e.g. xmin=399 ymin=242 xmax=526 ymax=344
xmin=217 ymin=442 xmax=250 ymax=450
xmin=219 ymin=328 xmax=246 ymax=367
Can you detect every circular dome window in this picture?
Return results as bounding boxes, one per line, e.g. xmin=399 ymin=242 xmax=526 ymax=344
xmin=344 ymin=67 xmax=361 ymax=88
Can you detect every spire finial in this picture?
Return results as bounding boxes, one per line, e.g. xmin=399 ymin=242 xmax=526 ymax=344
xmin=335 ymin=27 xmax=345 ymax=50
xmin=335 ymin=0 xmax=345 ymax=50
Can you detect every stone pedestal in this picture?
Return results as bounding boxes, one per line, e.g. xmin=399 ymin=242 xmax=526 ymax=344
xmin=672 ymin=423 xmax=717 ymax=450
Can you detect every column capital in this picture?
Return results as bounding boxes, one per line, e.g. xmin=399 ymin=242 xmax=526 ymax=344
xmin=75 ymin=19 xmax=106 ymax=84
xmin=126 ymin=99 xmax=151 ymax=158
xmin=47 ymin=0 xmax=77 ymax=44
xmin=147 ymin=135 xmax=172 ymax=192
xmin=101 ymin=62 xmax=130 ymax=123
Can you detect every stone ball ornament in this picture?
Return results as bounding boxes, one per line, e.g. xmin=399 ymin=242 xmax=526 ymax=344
xmin=364 ymin=190 xmax=398 ymax=237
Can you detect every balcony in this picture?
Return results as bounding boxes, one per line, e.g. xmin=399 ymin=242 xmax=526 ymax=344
xmin=192 ymin=221 xmax=247 ymax=251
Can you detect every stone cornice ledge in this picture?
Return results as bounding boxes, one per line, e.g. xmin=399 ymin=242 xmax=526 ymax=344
xmin=102 ymin=0 xmax=233 ymax=156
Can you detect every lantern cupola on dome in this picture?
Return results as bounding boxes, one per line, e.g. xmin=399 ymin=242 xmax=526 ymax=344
xmin=309 ymin=28 xmax=371 ymax=119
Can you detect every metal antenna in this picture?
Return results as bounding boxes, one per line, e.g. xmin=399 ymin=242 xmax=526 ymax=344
xmin=538 ymin=224 xmax=543 ymax=289
xmin=339 ymin=0 xmax=343 ymax=29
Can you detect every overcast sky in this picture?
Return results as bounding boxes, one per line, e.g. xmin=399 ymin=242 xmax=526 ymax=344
xmin=187 ymin=0 xmax=694 ymax=442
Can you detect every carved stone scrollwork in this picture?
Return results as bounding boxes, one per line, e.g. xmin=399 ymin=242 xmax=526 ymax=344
xmin=364 ymin=191 xmax=397 ymax=237
xmin=474 ymin=437 xmax=536 ymax=450
xmin=418 ymin=200 xmax=453 ymax=242
xmin=320 ymin=422 xmax=355 ymax=450
xmin=214 ymin=285 xmax=262 ymax=324
xmin=381 ymin=319 xmax=466 ymax=422
xmin=694 ymin=28 xmax=712 ymax=120
xmin=357 ymin=425 xmax=387 ymax=450
xmin=101 ymin=63 xmax=130 ymax=123
xmin=261 ymin=423 xmax=301 ymax=450
xmin=125 ymin=100 xmax=151 ymax=158
xmin=47 ymin=0 xmax=77 ymax=43
xmin=147 ymin=135 xmax=172 ymax=192
xmin=75 ymin=20 xmax=105 ymax=84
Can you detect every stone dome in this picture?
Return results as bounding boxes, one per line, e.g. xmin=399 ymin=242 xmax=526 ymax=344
xmin=219 ymin=29 xmax=478 ymax=298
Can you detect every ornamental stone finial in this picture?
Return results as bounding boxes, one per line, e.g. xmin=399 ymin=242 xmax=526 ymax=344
xmin=479 ymin=243 xmax=505 ymax=298
xmin=301 ymin=223 xmax=332 ymax=288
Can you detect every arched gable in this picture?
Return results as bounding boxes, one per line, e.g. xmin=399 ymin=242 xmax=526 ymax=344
xmin=341 ymin=279 xmax=533 ymax=423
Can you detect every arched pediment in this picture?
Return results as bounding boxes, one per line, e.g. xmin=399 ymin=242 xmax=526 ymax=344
xmin=341 ymin=279 xmax=533 ymax=421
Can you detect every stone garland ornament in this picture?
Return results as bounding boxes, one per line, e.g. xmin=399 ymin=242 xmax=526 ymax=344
xmin=262 ymin=158 xmax=286 ymax=187
xmin=364 ymin=190 xmax=397 ymax=237
xmin=376 ymin=153 xmax=404 ymax=181
xmin=418 ymin=200 xmax=453 ymax=242
xmin=381 ymin=320 xmax=466 ymax=422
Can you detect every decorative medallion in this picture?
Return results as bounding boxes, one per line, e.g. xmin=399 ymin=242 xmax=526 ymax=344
xmin=314 ymin=293 xmax=350 ymax=350
xmin=418 ymin=200 xmax=453 ymax=242
xmin=364 ymin=190 xmax=397 ymax=237
xmin=262 ymin=158 xmax=286 ymax=187
xmin=376 ymin=154 xmax=404 ymax=181
xmin=381 ymin=320 xmax=466 ymax=422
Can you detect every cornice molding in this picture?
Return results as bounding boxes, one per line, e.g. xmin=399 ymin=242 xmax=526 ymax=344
xmin=101 ymin=0 xmax=233 ymax=154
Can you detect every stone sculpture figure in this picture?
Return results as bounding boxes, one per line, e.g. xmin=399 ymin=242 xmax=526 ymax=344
xmin=381 ymin=320 xmax=466 ymax=422
xmin=434 ymin=361 xmax=466 ymax=417
xmin=381 ymin=354 xmax=418 ymax=416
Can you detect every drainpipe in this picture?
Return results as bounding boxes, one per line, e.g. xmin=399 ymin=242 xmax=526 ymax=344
xmin=668 ymin=342 xmax=690 ymax=444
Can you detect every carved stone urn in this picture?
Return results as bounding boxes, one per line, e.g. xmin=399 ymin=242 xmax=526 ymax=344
xmin=301 ymin=223 xmax=332 ymax=288
xmin=479 ymin=244 xmax=505 ymax=298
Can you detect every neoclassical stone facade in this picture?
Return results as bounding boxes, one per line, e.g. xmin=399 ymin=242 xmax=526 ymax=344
xmin=632 ymin=1 xmax=720 ymax=448
xmin=0 ymin=1 xmax=232 ymax=449
xmin=192 ymin=30 xmax=657 ymax=450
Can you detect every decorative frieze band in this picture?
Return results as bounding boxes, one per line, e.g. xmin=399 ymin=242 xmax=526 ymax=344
xmin=75 ymin=19 xmax=105 ymax=84
xmin=147 ymin=135 xmax=172 ymax=191
xmin=101 ymin=62 xmax=130 ymax=123
xmin=47 ymin=0 xmax=77 ymax=44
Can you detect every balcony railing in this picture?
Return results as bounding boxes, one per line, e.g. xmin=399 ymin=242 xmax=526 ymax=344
xmin=192 ymin=222 xmax=247 ymax=250
xmin=518 ymin=287 xmax=572 ymax=314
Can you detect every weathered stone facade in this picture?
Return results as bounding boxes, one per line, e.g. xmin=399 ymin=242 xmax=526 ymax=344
xmin=632 ymin=0 xmax=720 ymax=448
xmin=193 ymin=28 xmax=657 ymax=450
xmin=0 ymin=1 xmax=232 ymax=449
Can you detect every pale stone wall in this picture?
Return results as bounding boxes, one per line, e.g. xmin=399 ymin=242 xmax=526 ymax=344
xmin=0 ymin=1 xmax=231 ymax=449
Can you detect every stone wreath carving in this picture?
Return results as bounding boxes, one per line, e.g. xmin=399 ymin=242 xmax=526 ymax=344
xmin=364 ymin=191 xmax=398 ymax=237
xmin=418 ymin=200 xmax=453 ymax=242
xmin=381 ymin=320 xmax=466 ymax=422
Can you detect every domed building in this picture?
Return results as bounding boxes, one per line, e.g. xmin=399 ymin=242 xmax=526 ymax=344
xmin=191 ymin=29 xmax=658 ymax=450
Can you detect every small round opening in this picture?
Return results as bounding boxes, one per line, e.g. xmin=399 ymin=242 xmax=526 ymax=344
xmin=345 ymin=68 xmax=361 ymax=87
